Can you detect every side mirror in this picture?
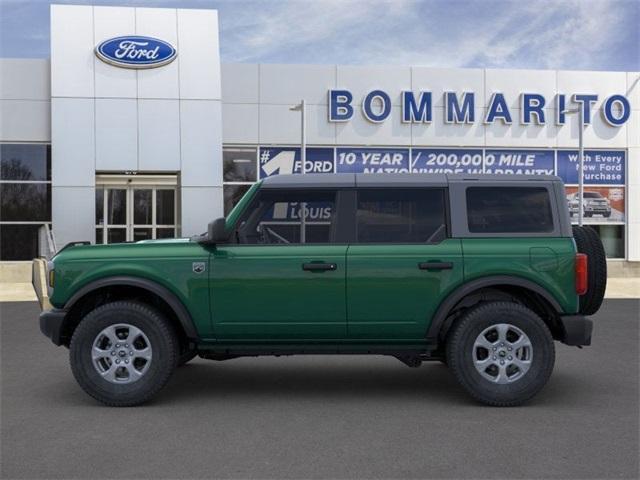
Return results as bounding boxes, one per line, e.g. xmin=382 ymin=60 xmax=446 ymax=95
xmin=207 ymin=217 xmax=230 ymax=244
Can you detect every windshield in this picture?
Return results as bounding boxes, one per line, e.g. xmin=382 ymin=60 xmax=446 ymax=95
xmin=584 ymin=192 xmax=603 ymax=198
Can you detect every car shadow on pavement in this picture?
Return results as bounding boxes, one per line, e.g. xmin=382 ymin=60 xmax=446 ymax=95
xmin=159 ymin=360 xmax=470 ymax=404
xmin=44 ymin=358 xmax=598 ymax=408
xmin=153 ymin=358 xmax=580 ymax=407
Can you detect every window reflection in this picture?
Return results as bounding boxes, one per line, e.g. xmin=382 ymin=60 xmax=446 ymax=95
xmin=0 ymin=184 xmax=51 ymax=221
xmin=223 ymin=148 xmax=257 ymax=182
xmin=0 ymin=144 xmax=50 ymax=181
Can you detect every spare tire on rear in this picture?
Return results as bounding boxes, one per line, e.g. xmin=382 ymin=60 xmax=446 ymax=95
xmin=572 ymin=225 xmax=607 ymax=315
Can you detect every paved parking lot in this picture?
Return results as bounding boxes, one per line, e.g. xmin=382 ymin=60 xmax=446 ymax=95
xmin=1 ymin=300 xmax=638 ymax=479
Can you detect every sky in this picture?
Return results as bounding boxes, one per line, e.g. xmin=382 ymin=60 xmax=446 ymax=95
xmin=0 ymin=0 xmax=638 ymax=71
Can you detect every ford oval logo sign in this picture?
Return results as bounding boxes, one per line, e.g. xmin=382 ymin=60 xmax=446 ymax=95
xmin=95 ymin=36 xmax=177 ymax=69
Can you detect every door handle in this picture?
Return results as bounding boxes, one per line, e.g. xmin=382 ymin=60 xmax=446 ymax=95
xmin=302 ymin=262 xmax=337 ymax=272
xmin=418 ymin=261 xmax=453 ymax=271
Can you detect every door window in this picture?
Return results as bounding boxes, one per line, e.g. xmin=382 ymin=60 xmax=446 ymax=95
xmin=356 ymin=188 xmax=446 ymax=243
xmin=237 ymin=190 xmax=337 ymax=244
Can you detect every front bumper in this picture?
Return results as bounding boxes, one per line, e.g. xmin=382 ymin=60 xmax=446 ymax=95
xmin=39 ymin=309 xmax=68 ymax=346
xmin=559 ymin=315 xmax=593 ymax=346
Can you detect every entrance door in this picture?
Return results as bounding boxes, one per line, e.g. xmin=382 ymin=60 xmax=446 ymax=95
xmin=95 ymin=177 xmax=178 ymax=244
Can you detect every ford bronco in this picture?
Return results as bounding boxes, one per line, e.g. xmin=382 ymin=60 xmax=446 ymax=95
xmin=33 ymin=173 xmax=606 ymax=407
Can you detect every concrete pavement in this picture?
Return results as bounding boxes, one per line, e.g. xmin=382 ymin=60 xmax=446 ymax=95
xmin=1 ymin=300 xmax=638 ymax=479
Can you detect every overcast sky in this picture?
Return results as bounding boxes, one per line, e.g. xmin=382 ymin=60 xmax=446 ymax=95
xmin=0 ymin=0 xmax=638 ymax=71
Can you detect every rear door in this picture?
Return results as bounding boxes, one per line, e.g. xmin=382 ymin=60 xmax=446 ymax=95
xmin=346 ymin=188 xmax=463 ymax=340
xmin=210 ymin=188 xmax=348 ymax=340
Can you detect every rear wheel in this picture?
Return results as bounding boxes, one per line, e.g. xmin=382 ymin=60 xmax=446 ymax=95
xmin=446 ymin=301 xmax=555 ymax=407
xmin=572 ymin=225 xmax=607 ymax=315
xmin=70 ymin=301 xmax=178 ymax=407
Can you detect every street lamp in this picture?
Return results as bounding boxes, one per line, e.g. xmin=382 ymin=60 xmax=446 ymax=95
xmin=562 ymin=104 xmax=587 ymax=226
xmin=290 ymin=100 xmax=307 ymax=242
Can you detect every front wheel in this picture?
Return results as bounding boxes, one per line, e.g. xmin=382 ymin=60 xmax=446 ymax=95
xmin=446 ymin=301 xmax=555 ymax=407
xmin=70 ymin=301 xmax=179 ymax=407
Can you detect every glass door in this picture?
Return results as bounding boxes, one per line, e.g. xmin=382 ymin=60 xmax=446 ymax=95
xmin=96 ymin=184 xmax=177 ymax=244
xmin=131 ymin=187 xmax=177 ymax=241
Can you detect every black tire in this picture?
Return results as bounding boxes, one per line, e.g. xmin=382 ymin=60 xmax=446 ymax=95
xmin=177 ymin=349 xmax=198 ymax=367
xmin=446 ymin=302 xmax=555 ymax=407
xmin=603 ymin=211 xmax=611 ymax=218
xmin=70 ymin=301 xmax=178 ymax=407
xmin=572 ymin=225 xmax=607 ymax=315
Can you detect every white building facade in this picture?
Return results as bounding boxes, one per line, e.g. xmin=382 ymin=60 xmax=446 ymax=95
xmin=0 ymin=4 xmax=639 ymax=281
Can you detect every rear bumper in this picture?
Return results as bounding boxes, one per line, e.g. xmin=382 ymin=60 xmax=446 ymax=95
xmin=40 ymin=309 xmax=67 ymax=346
xmin=559 ymin=315 xmax=593 ymax=346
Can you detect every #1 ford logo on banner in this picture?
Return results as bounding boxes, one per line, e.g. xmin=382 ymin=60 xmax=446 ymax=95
xmin=95 ymin=36 xmax=177 ymax=69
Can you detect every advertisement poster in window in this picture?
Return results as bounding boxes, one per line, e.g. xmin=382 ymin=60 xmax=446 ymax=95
xmin=410 ymin=149 xmax=482 ymax=174
xmin=557 ymin=150 xmax=625 ymax=185
xmin=259 ymin=147 xmax=334 ymax=178
xmin=336 ymin=148 xmax=410 ymax=173
xmin=484 ymin=150 xmax=555 ymax=175
xmin=564 ymin=186 xmax=625 ymax=223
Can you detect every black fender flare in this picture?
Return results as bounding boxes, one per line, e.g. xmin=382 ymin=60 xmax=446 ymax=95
xmin=426 ymin=275 xmax=563 ymax=341
xmin=64 ymin=276 xmax=199 ymax=340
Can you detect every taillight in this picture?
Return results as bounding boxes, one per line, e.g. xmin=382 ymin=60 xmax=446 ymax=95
xmin=575 ymin=253 xmax=588 ymax=295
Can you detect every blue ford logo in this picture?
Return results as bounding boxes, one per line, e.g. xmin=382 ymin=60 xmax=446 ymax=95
xmin=95 ymin=36 xmax=177 ymax=69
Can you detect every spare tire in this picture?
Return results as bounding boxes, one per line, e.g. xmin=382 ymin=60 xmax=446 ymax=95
xmin=572 ymin=225 xmax=607 ymax=315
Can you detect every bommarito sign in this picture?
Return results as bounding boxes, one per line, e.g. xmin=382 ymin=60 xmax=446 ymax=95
xmin=328 ymin=89 xmax=631 ymax=127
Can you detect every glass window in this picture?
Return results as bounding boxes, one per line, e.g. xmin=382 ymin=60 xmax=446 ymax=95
xmin=0 ymin=224 xmax=41 ymax=260
xmin=224 ymin=184 xmax=251 ymax=215
xmin=95 ymin=227 xmax=104 ymax=244
xmin=107 ymin=228 xmax=127 ymax=244
xmin=237 ymin=190 xmax=336 ymax=245
xmin=156 ymin=228 xmax=175 ymax=239
xmin=156 ymin=190 xmax=175 ymax=225
xmin=223 ymin=148 xmax=257 ymax=182
xmin=0 ymin=144 xmax=51 ymax=181
xmin=133 ymin=228 xmax=152 ymax=242
xmin=466 ymin=187 xmax=553 ymax=233
xmin=107 ymin=189 xmax=126 ymax=225
xmin=133 ymin=189 xmax=152 ymax=225
xmin=0 ymin=183 xmax=51 ymax=221
xmin=95 ymin=188 xmax=104 ymax=225
xmin=356 ymin=188 xmax=446 ymax=243
xmin=591 ymin=225 xmax=624 ymax=258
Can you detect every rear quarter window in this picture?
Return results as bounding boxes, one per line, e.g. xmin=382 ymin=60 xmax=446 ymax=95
xmin=466 ymin=187 xmax=554 ymax=233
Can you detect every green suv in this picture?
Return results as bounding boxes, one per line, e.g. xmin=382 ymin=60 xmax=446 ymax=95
xmin=33 ymin=173 xmax=606 ymax=407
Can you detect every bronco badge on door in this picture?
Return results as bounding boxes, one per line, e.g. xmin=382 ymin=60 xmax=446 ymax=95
xmin=192 ymin=262 xmax=206 ymax=274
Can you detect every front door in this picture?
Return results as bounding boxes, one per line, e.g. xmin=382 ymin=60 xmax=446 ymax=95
xmin=95 ymin=177 xmax=178 ymax=244
xmin=346 ymin=188 xmax=463 ymax=340
xmin=210 ymin=188 xmax=347 ymax=340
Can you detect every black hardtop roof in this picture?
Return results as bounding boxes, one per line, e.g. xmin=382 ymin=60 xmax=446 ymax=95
xmin=260 ymin=173 xmax=562 ymax=188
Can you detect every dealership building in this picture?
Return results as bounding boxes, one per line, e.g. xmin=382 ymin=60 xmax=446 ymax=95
xmin=0 ymin=4 xmax=639 ymax=281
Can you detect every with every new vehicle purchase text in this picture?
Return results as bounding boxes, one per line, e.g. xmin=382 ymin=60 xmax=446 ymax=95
xmin=33 ymin=174 xmax=607 ymax=407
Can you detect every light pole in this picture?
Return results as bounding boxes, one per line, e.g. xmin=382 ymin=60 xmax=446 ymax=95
xmin=562 ymin=104 xmax=586 ymax=226
xmin=289 ymin=100 xmax=306 ymax=174
xmin=289 ymin=100 xmax=307 ymax=242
